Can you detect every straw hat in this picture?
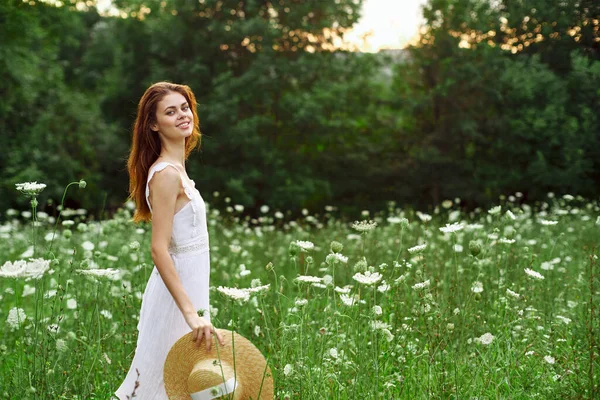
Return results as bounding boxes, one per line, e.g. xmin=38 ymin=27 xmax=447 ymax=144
xmin=164 ymin=328 xmax=274 ymax=399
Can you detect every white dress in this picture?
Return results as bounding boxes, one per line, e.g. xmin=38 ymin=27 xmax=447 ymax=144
xmin=115 ymin=161 xmax=211 ymax=400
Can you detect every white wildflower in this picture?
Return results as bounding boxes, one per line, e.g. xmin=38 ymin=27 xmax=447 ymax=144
xmin=377 ymin=283 xmax=390 ymax=293
xmin=352 ymin=271 xmax=383 ymax=285
xmin=81 ymin=241 xmax=95 ymax=251
xmin=439 ymin=222 xmax=464 ymax=233
xmin=499 ymin=238 xmax=516 ymax=244
xmin=75 ymin=268 xmax=120 ymax=279
xmin=372 ymin=305 xmax=382 ymax=316
xmin=556 ymin=315 xmax=571 ymax=325
xmin=412 ymin=279 xmax=430 ymax=290
xmin=351 ymin=220 xmax=377 ymax=232
xmin=216 ymin=286 xmax=250 ymax=302
xmin=544 ymin=355 xmax=555 ymax=364
xmin=370 ymin=320 xmax=392 ymax=330
xmin=295 ymin=299 xmax=308 ymax=307
xmin=539 ymin=219 xmax=558 ymax=226
xmin=334 ymin=286 xmax=351 ymax=294
xmin=295 ymin=240 xmax=314 ymax=252
xmin=25 ymin=258 xmax=51 ymax=279
xmin=15 ymin=182 xmax=47 ymax=196
xmin=416 ymin=211 xmax=432 ymax=222
xmin=283 ymin=364 xmax=293 ymax=376
xmin=66 ymin=299 xmax=77 ymax=310
xmin=524 ymin=268 xmax=545 ymax=280
xmin=246 ymin=284 xmax=270 ymax=294
xmin=295 ymin=275 xmax=322 ymax=284
xmin=488 ymin=205 xmax=501 ymax=215
xmin=477 ymin=332 xmax=495 ymax=345
xmin=505 ymin=210 xmax=516 ymax=220
xmin=326 ymin=253 xmax=348 ymax=264
xmin=6 ymin=307 xmax=27 ymax=329
xmin=407 ymin=244 xmax=427 ymax=254
xmin=471 ymin=281 xmax=484 ymax=293
xmin=329 ymin=348 xmax=338 ymax=359
xmin=382 ymin=329 xmax=394 ymax=342
xmin=0 ymin=260 xmax=28 ymax=278
xmin=339 ymin=293 xmax=356 ymax=306
xmin=506 ymin=289 xmax=520 ymax=299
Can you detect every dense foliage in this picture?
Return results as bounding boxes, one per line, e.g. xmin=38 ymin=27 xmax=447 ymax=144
xmin=1 ymin=0 xmax=598 ymax=218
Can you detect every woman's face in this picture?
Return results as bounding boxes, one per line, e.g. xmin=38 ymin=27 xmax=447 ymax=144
xmin=151 ymin=91 xmax=194 ymax=141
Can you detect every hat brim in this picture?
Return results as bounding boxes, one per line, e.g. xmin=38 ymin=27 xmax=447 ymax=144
xmin=164 ymin=328 xmax=274 ymax=399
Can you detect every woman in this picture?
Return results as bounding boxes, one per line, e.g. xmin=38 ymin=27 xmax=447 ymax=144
xmin=115 ymin=82 xmax=225 ymax=399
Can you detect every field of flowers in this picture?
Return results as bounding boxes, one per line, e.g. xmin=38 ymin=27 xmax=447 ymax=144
xmin=0 ymin=182 xmax=598 ymax=399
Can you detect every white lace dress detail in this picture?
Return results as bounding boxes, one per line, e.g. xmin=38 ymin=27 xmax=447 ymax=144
xmin=115 ymin=161 xmax=211 ymax=400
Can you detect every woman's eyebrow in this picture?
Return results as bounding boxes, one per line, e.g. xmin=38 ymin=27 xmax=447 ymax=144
xmin=163 ymin=102 xmax=188 ymax=112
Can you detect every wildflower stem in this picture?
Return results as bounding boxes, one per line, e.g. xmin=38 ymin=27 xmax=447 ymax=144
xmin=46 ymin=181 xmax=80 ymax=258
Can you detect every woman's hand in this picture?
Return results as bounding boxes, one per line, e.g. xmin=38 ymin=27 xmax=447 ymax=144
xmin=184 ymin=311 xmax=225 ymax=351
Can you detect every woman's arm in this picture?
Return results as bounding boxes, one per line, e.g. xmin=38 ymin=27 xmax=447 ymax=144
xmin=148 ymin=166 xmax=197 ymax=318
xmin=147 ymin=166 xmax=225 ymax=350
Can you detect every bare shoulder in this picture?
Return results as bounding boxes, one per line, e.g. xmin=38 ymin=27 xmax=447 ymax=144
xmin=148 ymin=164 xmax=181 ymax=198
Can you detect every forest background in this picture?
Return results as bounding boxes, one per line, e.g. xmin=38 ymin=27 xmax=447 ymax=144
xmin=1 ymin=0 xmax=599 ymax=218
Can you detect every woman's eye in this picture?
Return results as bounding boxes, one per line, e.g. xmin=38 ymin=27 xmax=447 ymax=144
xmin=183 ymin=106 xmax=189 ymax=111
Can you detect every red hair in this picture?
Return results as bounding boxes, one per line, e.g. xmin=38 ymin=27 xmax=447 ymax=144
xmin=127 ymin=82 xmax=201 ymax=223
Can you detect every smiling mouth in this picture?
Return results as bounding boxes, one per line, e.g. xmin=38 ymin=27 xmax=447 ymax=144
xmin=177 ymin=121 xmax=191 ymax=129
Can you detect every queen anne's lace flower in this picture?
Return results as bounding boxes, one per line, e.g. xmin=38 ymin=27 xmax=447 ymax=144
xmin=339 ymin=293 xmax=356 ymax=306
xmin=407 ymin=244 xmax=427 ymax=253
xmin=439 ymin=222 xmax=464 ymax=234
xmin=352 ymin=271 xmax=382 ymax=285
xmin=246 ymin=284 xmax=270 ymax=294
xmin=471 ymin=281 xmax=484 ymax=293
xmin=6 ymin=307 xmax=27 ymax=329
xmin=326 ymin=253 xmax=348 ymax=265
xmin=412 ymin=279 xmax=430 ymax=290
xmin=295 ymin=275 xmax=322 ymax=284
xmin=25 ymin=258 xmax=50 ymax=280
xmin=75 ymin=268 xmax=120 ymax=279
xmin=477 ymin=332 xmax=495 ymax=345
xmin=351 ymin=220 xmax=377 ymax=232
xmin=216 ymin=286 xmax=250 ymax=302
xmin=15 ymin=181 xmax=47 ymax=196
xmin=0 ymin=260 xmax=28 ymax=278
xmin=524 ymin=268 xmax=545 ymax=280
xmin=294 ymin=241 xmax=314 ymax=251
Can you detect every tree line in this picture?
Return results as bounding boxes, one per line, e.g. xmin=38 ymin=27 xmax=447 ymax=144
xmin=1 ymin=0 xmax=598 ymax=218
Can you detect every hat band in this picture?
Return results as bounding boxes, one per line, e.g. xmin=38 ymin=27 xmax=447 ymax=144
xmin=190 ymin=377 xmax=237 ymax=400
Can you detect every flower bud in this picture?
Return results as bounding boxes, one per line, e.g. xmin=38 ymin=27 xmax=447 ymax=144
xmin=469 ymin=240 xmax=482 ymax=256
xmin=289 ymin=242 xmax=299 ymax=257
xmin=330 ymin=241 xmax=343 ymax=253
xmin=78 ymin=180 xmax=87 ymax=189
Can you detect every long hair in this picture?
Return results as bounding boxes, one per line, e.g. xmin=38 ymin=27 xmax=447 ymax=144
xmin=127 ymin=82 xmax=201 ymax=223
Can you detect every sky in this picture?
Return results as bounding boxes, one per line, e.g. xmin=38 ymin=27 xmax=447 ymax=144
xmin=344 ymin=0 xmax=428 ymax=52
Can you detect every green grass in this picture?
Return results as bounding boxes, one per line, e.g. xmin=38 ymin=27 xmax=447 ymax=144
xmin=0 ymin=188 xmax=599 ymax=399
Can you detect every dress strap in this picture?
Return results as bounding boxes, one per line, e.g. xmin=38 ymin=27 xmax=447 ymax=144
xmin=145 ymin=162 xmax=194 ymax=214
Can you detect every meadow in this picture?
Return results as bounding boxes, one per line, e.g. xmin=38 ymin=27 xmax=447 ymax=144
xmin=0 ymin=182 xmax=598 ymax=399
